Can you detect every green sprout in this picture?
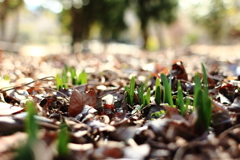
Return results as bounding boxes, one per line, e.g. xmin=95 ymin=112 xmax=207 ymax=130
xmin=161 ymin=73 xmax=174 ymax=107
xmin=193 ymin=63 xmax=212 ymax=134
xmin=62 ymin=65 xmax=69 ymax=89
xmin=155 ymin=77 xmax=161 ymax=105
xmin=144 ymin=87 xmax=151 ymax=106
xmin=125 ymin=76 xmax=135 ymax=106
xmin=55 ymin=66 xmax=88 ymax=90
xmin=137 ymin=82 xmax=151 ymax=106
xmin=184 ymin=96 xmax=191 ymax=113
xmin=78 ymin=70 xmax=88 ymax=85
xmin=15 ymin=101 xmax=38 ymax=160
xmin=177 ymin=80 xmax=186 ymax=116
xmin=137 ymin=82 xmax=145 ymax=105
xmin=56 ymin=74 xmax=63 ymax=90
xmin=57 ymin=122 xmax=70 ymax=157
xmin=69 ymin=66 xmax=77 ymax=85
xmin=25 ymin=101 xmax=38 ymax=141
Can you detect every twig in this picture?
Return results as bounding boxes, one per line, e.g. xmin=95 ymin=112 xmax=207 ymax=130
xmin=0 ymin=76 xmax=55 ymax=93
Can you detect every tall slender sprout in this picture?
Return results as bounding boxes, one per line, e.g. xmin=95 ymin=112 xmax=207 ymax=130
xmin=161 ymin=73 xmax=173 ymax=107
xmin=57 ymin=122 xmax=70 ymax=156
xmin=78 ymin=70 xmax=88 ymax=85
xmin=193 ymin=63 xmax=212 ymax=134
xmin=144 ymin=87 xmax=151 ymax=106
xmin=15 ymin=101 xmax=38 ymax=160
xmin=125 ymin=76 xmax=135 ymax=106
xmin=137 ymin=82 xmax=145 ymax=105
xmin=69 ymin=66 xmax=77 ymax=85
xmin=155 ymin=77 xmax=161 ymax=105
xmin=177 ymin=80 xmax=186 ymax=116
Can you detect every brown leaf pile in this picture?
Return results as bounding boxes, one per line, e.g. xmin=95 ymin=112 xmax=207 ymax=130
xmin=1 ymin=49 xmax=240 ymax=160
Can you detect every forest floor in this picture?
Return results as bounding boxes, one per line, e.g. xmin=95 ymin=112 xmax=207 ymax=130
xmin=1 ymin=45 xmax=240 ymax=160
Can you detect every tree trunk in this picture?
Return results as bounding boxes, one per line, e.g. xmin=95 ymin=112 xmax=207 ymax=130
xmin=142 ymin=27 xmax=148 ymax=50
xmin=71 ymin=8 xmax=83 ymax=53
xmin=0 ymin=1 xmax=8 ymax=41
xmin=70 ymin=7 xmax=91 ymax=54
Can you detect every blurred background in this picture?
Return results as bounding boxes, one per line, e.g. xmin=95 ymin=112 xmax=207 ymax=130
xmin=1 ymin=0 xmax=240 ymax=55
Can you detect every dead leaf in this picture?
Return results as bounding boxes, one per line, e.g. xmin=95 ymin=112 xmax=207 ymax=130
xmin=87 ymin=119 xmax=115 ymax=132
xmin=0 ymin=102 xmax=23 ymax=116
xmin=68 ymin=89 xmax=97 ymax=117
xmin=228 ymin=97 xmax=240 ymax=112
xmin=171 ymin=61 xmax=188 ymax=81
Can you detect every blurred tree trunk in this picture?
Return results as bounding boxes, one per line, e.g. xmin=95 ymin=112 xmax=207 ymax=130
xmin=0 ymin=16 xmax=6 ymax=41
xmin=0 ymin=0 xmax=23 ymax=42
xmin=0 ymin=1 xmax=8 ymax=41
xmin=64 ymin=0 xmax=127 ymax=53
xmin=70 ymin=7 xmax=92 ymax=53
xmin=134 ymin=0 xmax=178 ymax=50
xmin=142 ymin=28 xmax=148 ymax=49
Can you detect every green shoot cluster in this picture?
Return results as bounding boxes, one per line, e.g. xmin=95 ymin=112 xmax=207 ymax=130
xmin=124 ymin=63 xmax=212 ymax=133
xmin=56 ymin=65 xmax=88 ymax=90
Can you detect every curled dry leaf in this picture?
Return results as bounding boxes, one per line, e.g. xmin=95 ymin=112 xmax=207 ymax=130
xmin=171 ymin=61 xmax=188 ymax=81
xmin=69 ymin=89 xmax=97 ymax=117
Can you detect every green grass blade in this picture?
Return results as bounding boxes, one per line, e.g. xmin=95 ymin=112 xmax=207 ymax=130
xmin=78 ymin=70 xmax=88 ymax=85
xmin=204 ymin=97 xmax=212 ymax=129
xmin=193 ymin=67 xmax=212 ymax=135
xmin=125 ymin=77 xmax=136 ymax=106
xmin=129 ymin=77 xmax=135 ymax=106
xmin=155 ymin=77 xmax=161 ymax=105
xmin=57 ymin=122 xmax=69 ymax=156
xmin=177 ymin=80 xmax=185 ymax=116
xmin=124 ymin=86 xmax=130 ymax=104
xmin=61 ymin=69 xmax=69 ymax=89
xmin=193 ymin=73 xmax=201 ymax=108
xmin=56 ymin=74 xmax=62 ymax=90
xmin=161 ymin=73 xmax=173 ymax=106
xmin=184 ymin=96 xmax=191 ymax=113
xmin=194 ymin=89 xmax=204 ymax=131
xmin=201 ymin=63 xmax=212 ymax=128
xmin=144 ymin=87 xmax=151 ymax=106
xmin=69 ymin=66 xmax=77 ymax=85
xmin=201 ymin=63 xmax=209 ymax=95
xmin=25 ymin=101 xmax=38 ymax=142
xmin=15 ymin=101 xmax=38 ymax=160
xmin=137 ymin=82 xmax=145 ymax=105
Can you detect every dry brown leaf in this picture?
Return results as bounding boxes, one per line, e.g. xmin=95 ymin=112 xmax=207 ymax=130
xmin=68 ymin=89 xmax=97 ymax=117
xmin=0 ymin=102 xmax=23 ymax=116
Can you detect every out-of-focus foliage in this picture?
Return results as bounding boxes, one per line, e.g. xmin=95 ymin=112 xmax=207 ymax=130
xmin=192 ymin=0 xmax=240 ymax=43
xmin=1 ymin=0 xmax=179 ymax=50
xmin=59 ymin=0 xmax=128 ymax=46
xmin=0 ymin=0 xmax=24 ymax=41
xmin=59 ymin=0 xmax=178 ymax=49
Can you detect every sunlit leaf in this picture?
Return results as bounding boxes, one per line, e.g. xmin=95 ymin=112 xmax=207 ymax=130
xmin=68 ymin=89 xmax=97 ymax=117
